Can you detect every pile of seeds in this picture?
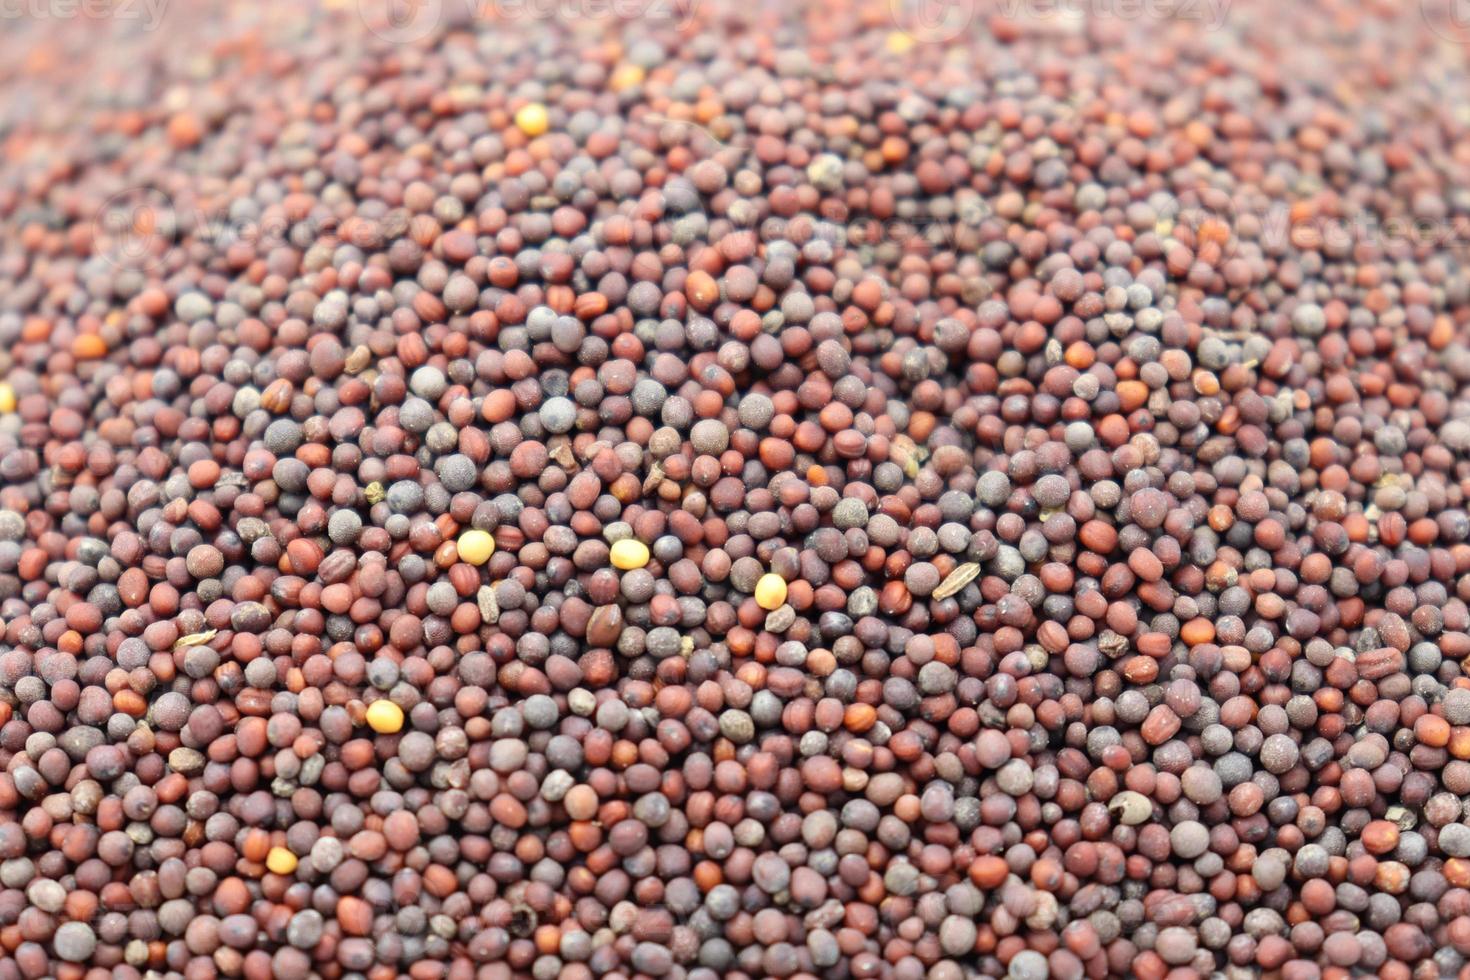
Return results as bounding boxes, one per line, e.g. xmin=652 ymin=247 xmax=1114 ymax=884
xmin=4 ymin=1 xmax=1470 ymax=977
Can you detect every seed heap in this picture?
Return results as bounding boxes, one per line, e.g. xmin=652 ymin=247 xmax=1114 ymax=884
xmin=2 ymin=2 xmax=1470 ymax=979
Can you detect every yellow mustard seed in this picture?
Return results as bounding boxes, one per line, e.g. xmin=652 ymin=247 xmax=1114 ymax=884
xmin=755 ymin=573 xmax=788 ymax=610
xmin=610 ymin=64 xmax=645 ymax=92
xmin=609 ymin=539 xmax=650 ymax=570
xmin=515 ymin=103 xmax=549 ymax=137
xmin=457 ymin=529 xmax=496 ymax=565
xmin=365 ymin=699 xmax=404 ymax=734
xmin=266 ymin=847 xmax=298 ymax=875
